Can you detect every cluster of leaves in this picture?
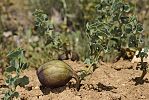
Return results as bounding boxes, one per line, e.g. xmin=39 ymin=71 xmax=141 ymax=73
xmin=86 ymin=0 xmax=143 ymax=63
xmin=32 ymin=9 xmax=90 ymax=62
xmin=3 ymin=48 xmax=29 ymax=100
xmin=31 ymin=9 xmax=83 ymax=66
xmin=33 ymin=9 xmax=53 ymax=36
xmin=136 ymin=48 xmax=149 ymax=81
xmin=31 ymin=9 xmax=63 ymax=65
xmin=33 ymin=9 xmax=61 ymax=48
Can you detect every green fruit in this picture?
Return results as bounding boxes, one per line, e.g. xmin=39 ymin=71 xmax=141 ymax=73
xmin=37 ymin=60 xmax=80 ymax=90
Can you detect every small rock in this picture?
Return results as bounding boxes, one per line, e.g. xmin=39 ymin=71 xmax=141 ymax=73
xmin=140 ymin=95 xmax=146 ymax=99
xmin=111 ymin=93 xmax=121 ymax=100
xmin=34 ymin=86 xmax=40 ymax=89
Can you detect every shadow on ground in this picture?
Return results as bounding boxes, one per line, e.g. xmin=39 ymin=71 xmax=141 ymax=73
xmin=132 ymin=77 xmax=149 ymax=85
xmin=80 ymin=82 xmax=117 ymax=92
xmin=40 ymin=85 xmax=66 ymax=95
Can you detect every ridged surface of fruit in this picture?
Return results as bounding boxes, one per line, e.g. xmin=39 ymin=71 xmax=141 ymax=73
xmin=37 ymin=60 xmax=80 ymax=90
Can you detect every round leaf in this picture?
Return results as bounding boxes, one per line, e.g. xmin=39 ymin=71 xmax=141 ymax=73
xmin=123 ymin=4 xmax=130 ymax=12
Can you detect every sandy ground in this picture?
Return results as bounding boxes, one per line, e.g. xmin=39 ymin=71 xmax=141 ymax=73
xmin=0 ymin=60 xmax=149 ymax=100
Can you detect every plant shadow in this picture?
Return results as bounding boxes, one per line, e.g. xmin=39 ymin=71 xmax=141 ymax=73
xmin=132 ymin=77 xmax=149 ymax=85
xmin=40 ymin=82 xmax=117 ymax=94
xmin=40 ymin=81 xmax=81 ymax=95
xmin=40 ymin=85 xmax=66 ymax=95
xmin=96 ymin=82 xmax=117 ymax=91
xmin=80 ymin=82 xmax=117 ymax=92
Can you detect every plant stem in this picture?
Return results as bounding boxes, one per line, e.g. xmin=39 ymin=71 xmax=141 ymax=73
xmin=72 ymin=71 xmax=80 ymax=91
xmin=140 ymin=57 xmax=147 ymax=81
xmin=140 ymin=70 xmax=147 ymax=80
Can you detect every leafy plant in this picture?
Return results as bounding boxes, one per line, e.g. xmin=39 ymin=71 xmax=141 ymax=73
xmin=33 ymin=9 xmax=53 ymax=36
xmin=27 ymin=9 xmax=61 ymax=67
xmin=32 ymin=9 xmax=89 ymax=62
xmin=2 ymin=48 xmax=29 ymax=100
xmin=33 ymin=9 xmax=64 ymax=52
xmin=136 ymin=48 xmax=149 ymax=82
xmin=86 ymin=0 xmax=143 ymax=63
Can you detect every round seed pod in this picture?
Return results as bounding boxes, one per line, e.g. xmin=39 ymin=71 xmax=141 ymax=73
xmin=58 ymin=50 xmax=80 ymax=61
xmin=70 ymin=51 xmax=79 ymax=61
xmin=37 ymin=60 xmax=80 ymax=90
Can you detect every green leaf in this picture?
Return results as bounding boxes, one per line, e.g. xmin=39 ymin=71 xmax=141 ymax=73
xmin=129 ymin=16 xmax=137 ymax=22
xmin=5 ymin=78 xmax=10 ymax=84
xmin=10 ymin=60 xmax=16 ymax=68
xmin=5 ymin=76 xmax=16 ymax=85
xmin=11 ymin=92 xmax=19 ymax=98
xmin=139 ymin=51 xmax=147 ymax=58
xmin=136 ymin=23 xmax=143 ymax=33
xmin=21 ymin=63 xmax=29 ymax=70
xmin=96 ymin=4 xmax=102 ymax=11
xmin=120 ymin=16 xmax=129 ymax=24
xmin=7 ymin=48 xmax=23 ymax=59
xmin=124 ymin=24 xmax=132 ymax=33
xmin=19 ymin=76 xmax=29 ymax=87
xmin=123 ymin=4 xmax=130 ymax=12
xmin=144 ymin=48 xmax=148 ymax=53
xmin=14 ymin=76 xmax=29 ymax=87
xmin=112 ymin=2 xmax=123 ymax=12
xmin=86 ymin=23 xmax=90 ymax=30
xmin=2 ymin=90 xmax=12 ymax=100
xmin=129 ymin=35 xmax=138 ymax=48
xmin=110 ymin=37 xmax=119 ymax=43
xmin=112 ymin=14 xmax=119 ymax=21
xmin=5 ymin=66 xmax=16 ymax=72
